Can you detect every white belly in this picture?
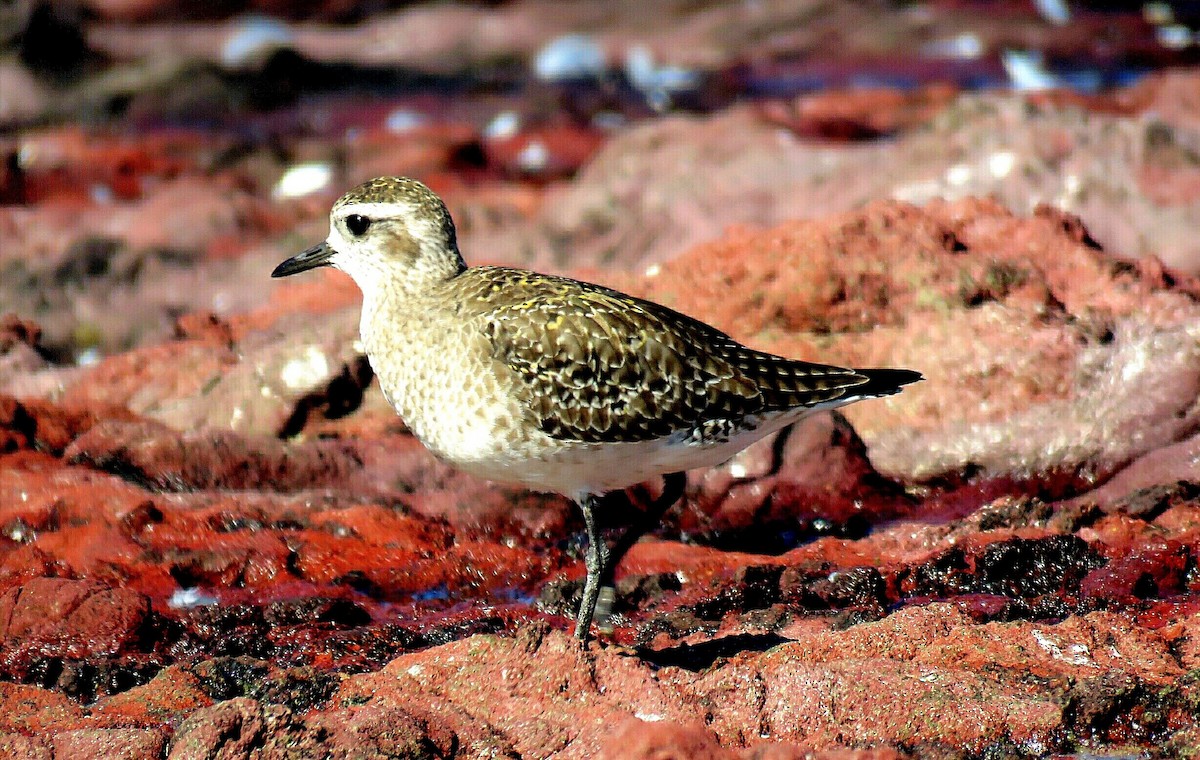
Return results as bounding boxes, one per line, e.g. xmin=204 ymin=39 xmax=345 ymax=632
xmin=447 ymin=406 xmax=816 ymax=498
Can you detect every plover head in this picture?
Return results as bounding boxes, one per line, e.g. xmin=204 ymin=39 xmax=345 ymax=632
xmin=272 ymin=176 xmax=466 ymax=298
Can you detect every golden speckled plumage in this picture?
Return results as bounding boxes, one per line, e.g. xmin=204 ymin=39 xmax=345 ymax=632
xmin=273 ymin=175 xmax=922 ymax=643
xmin=459 ymin=267 xmax=889 ymax=444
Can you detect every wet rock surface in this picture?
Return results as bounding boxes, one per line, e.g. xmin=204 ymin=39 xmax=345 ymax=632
xmin=4 ymin=2 xmax=1200 ymax=758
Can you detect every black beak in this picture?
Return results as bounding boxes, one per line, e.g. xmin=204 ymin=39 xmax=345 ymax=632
xmin=272 ymin=242 xmax=334 ymax=278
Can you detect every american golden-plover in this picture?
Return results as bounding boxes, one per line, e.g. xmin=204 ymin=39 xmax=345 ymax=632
xmin=273 ymin=176 xmax=921 ymax=643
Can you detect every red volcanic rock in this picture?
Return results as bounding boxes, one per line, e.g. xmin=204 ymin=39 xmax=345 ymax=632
xmin=1066 ymin=432 xmax=1200 ymax=514
xmin=332 ymin=626 xmax=700 ymax=758
xmin=60 ymin=305 xmax=367 ymax=438
xmin=0 ymin=682 xmax=86 ymax=734
xmin=616 ymin=198 xmax=1200 ymax=482
xmin=0 ymin=393 xmax=1196 ymax=756
xmin=64 ymin=418 xmax=367 ymax=492
xmin=304 ymin=702 xmax=456 ymax=758
xmin=6 ymin=128 xmax=198 ymax=205
xmin=1115 ymin=69 xmax=1200 ymax=135
xmin=51 ymin=728 xmax=167 ymax=760
xmin=343 ymin=122 xmax=482 ymax=186
xmin=1081 ymin=541 xmax=1190 ymax=602
xmin=90 ymin=665 xmax=212 ymax=726
xmin=0 ymin=400 xmax=568 ymax=612
xmin=76 ymin=0 xmax=172 ymax=22
xmin=168 ymin=697 xmax=277 ymax=759
xmin=0 ymin=315 xmax=42 ymax=353
xmin=493 ymin=88 xmax=1200 ymax=274
xmin=169 ymin=694 xmax=456 ymax=759
xmin=0 ymin=325 xmax=51 ymax=402
xmin=0 ymin=733 xmax=51 ymax=760
xmin=0 ymin=578 xmax=150 ymax=659
xmin=484 ymin=124 xmax=608 ymax=180
xmin=697 ymin=652 xmax=1060 ymax=752
xmin=0 ymin=396 xmax=136 ymax=455
xmin=759 ymin=84 xmax=959 ymax=140
xmin=684 ymin=604 xmax=1190 ymax=752
xmin=0 ymin=60 xmax=51 ymax=129
xmin=74 ymin=2 xmax=1167 ymax=84
xmin=678 ymin=412 xmax=917 ymax=549
xmin=0 ymin=130 xmax=299 ymax=356
xmin=599 ymin=717 xmax=736 ymax=760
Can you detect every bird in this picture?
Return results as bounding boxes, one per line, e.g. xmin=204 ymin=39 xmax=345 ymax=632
xmin=272 ymin=176 xmax=921 ymax=644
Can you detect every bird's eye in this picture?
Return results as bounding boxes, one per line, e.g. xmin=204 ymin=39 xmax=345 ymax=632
xmin=345 ymin=214 xmax=371 ymax=236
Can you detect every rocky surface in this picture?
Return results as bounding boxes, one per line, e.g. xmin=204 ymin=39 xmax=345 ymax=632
xmin=4 ymin=187 xmax=1200 ymax=755
xmin=503 ymin=75 xmax=1200 ymax=273
xmin=4 ymin=3 xmax=1200 ymax=758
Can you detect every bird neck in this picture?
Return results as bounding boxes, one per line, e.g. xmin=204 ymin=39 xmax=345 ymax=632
xmin=356 ymin=244 xmax=465 ymax=301
xmin=355 ymin=246 xmax=465 ymax=342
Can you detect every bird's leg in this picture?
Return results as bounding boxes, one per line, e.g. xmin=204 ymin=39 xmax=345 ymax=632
xmin=573 ymin=493 xmax=608 ymax=643
xmin=601 ymin=471 xmax=687 ymax=589
xmin=767 ymin=423 xmax=796 ymax=477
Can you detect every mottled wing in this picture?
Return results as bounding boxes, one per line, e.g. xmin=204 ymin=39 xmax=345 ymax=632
xmin=463 ymin=267 xmax=885 ymax=444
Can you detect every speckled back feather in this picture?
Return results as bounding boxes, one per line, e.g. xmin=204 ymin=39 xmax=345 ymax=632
xmin=454 ymin=267 xmax=907 ymax=444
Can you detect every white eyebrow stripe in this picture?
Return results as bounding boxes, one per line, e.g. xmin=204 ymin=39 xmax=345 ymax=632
xmin=335 ymin=200 xmax=447 ymax=250
xmin=336 ymin=201 xmax=409 ymax=219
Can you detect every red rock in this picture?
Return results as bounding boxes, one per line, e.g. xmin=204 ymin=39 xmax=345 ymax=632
xmin=0 ymin=545 xmax=61 ymax=589
xmin=9 ymin=128 xmax=198 ymax=205
xmin=917 ymin=612 xmax=1184 ymax=686
xmin=304 ymin=702 xmax=456 ymax=758
xmin=686 ymin=412 xmax=917 ymax=541
xmin=0 ymin=315 xmax=42 ymax=353
xmin=484 ymin=124 xmax=607 ymax=180
xmin=76 ymin=0 xmax=174 ymax=22
xmin=61 ymin=304 xmax=367 ymax=438
xmin=289 ymin=529 xmax=438 ymax=587
xmin=91 ymin=665 xmax=213 ymax=727
xmin=52 ymin=728 xmax=166 ymax=760
xmin=1066 ymin=431 xmax=1200 ymax=513
xmin=0 ymin=733 xmax=51 ymax=760
xmin=1166 ymin=727 xmax=1200 ymax=760
xmin=167 ymin=697 xmax=269 ymax=759
xmin=0 ymin=396 xmax=134 ymax=455
xmin=237 ymin=269 xmax=362 ymax=335
xmin=496 ymin=85 xmax=1200 ymax=278
xmin=308 ymin=610 xmax=1193 ymax=756
xmin=759 ymin=84 xmax=959 ymax=140
xmin=598 ymin=716 xmax=734 ymax=760
xmin=0 ymin=682 xmax=86 ymax=733
xmin=617 ymin=198 xmax=1200 ymax=482
xmin=750 ymin=750 xmax=906 ymax=760
xmin=1080 ymin=541 xmax=1191 ymax=602
xmin=0 ymin=460 xmax=167 ymax=594
xmin=64 ymin=418 xmax=366 ymax=492
xmin=1115 ymin=69 xmax=1200 ymax=136
xmin=167 ymin=697 xmax=334 ymax=759
xmin=333 ymin=627 xmax=700 ymax=758
xmin=344 ymin=122 xmax=482 ymax=185
xmin=0 ymin=578 xmax=150 ymax=659
xmin=172 ymin=311 xmax=235 ymax=346
xmin=0 ymin=60 xmax=51 ymax=130
xmin=696 ymin=654 xmax=1060 ymax=752
xmin=1 ymin=160 xmax=298 ymax=357
xmin=1153 ymin=501 xmax=1200 ymax=544
xmin=1176 ymin=612 xmax=1200 ymax=670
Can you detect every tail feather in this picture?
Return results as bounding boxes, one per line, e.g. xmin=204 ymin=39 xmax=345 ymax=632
xmin=853 ymin=367 xmax=923 ymax=398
